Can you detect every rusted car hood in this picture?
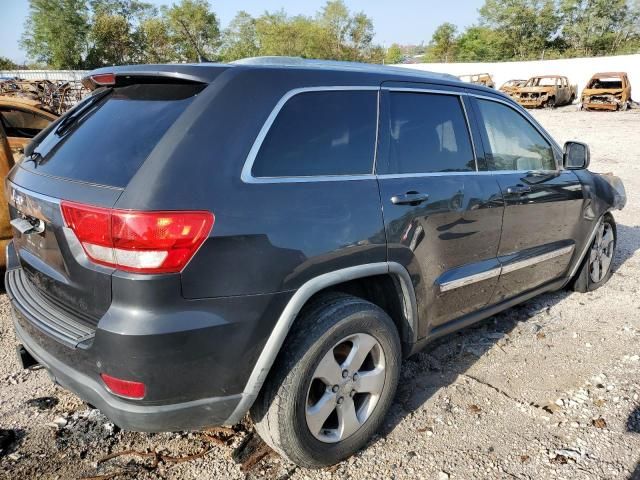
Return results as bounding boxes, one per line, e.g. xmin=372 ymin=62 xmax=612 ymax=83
xmin=582 ymin=88 xmax=624 ymax=97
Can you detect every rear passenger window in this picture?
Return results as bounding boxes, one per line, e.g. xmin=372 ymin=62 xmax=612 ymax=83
xmin=476 ymin=99 xmax=556 ymax=171
xmin=381 ymin=92 xmax=475 ymax=174
xmin=251 ymin=90 xmax=377 ymax=178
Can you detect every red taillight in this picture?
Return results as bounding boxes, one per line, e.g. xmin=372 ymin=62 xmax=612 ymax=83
xmin=101 ymin=373 xmax=146 ymax=399
xmin=91 ymin=73 xmax=116 ymax=86
xmin=61 ymin=201 xmax=214 ymax=274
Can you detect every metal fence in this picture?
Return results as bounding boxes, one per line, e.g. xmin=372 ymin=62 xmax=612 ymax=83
xmin=0 ymin=70 xmax=89 ymax=81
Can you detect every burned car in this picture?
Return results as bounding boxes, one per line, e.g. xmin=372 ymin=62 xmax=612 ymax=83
xmin=581 ymin=72 xmax=632 ymax=111
xmin=499 ymin=79 xmax=527 ymax=98
xmin=459 ymin=73 xmax=495 ymax=88
xmin=0 ymin=97 xmax=57 ymax=268
xmin=515 ymin=75 xmax=577 ymax=108
xmin=0 ymin=96 xmax=57 ymax=161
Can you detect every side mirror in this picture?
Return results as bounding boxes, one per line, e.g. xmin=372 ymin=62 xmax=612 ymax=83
xmin=563 ymin=141 xmax=590 ymax=170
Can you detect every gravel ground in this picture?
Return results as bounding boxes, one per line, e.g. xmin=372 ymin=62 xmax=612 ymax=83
xmin=1 ymin=106 xmax=639 ymax=480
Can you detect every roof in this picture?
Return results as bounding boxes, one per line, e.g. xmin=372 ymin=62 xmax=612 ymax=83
xmin=590 ymin=72 xmax=627 ymax=77
xmin=231 ymin=56 xmax=460 ymax=82
xmin=90 ymin=56 xmax=469 ymax=88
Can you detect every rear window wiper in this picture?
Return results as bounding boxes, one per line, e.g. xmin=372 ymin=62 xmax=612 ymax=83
xmin=55 ymin=87 xmax=113 ymax=136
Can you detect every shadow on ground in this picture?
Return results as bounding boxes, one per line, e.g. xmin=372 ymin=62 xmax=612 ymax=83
xmin=376 ymin=222 xmax=639 ymax=443
xmin=628 ymin=406 xmax=640 ymax=480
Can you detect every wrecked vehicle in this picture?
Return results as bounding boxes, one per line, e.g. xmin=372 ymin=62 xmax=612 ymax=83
xmin=0 ymin=97 xmax=56 ymax=268
xmin=499 ymin=79 xmax=527 ymax=98
xmin=515 ymin=75 xmax=577 ymax=108
xmin=4 ymin=59 xmax=626 ymax=468
xmin=581 ymin=72 xmax=632 ymax=111
xmin=459 ymin=73 xmax=495 ymax=88
xmin=0 ymin=96 xmax=57 ymax=161
xmin=0 ymin=79 xmax=87 ymax=115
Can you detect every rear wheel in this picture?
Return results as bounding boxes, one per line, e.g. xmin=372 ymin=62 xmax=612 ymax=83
xmin=573 ymin=215 xmax=616 ymax=292
xmin=251 ymin=293 xmax=401 ymax=468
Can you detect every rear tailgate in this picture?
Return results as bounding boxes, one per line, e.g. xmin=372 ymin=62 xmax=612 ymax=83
xmin=6 ymin=72 xmax=210 ymax=346
xmin=6 ymin=177 xmax=121 ymax=346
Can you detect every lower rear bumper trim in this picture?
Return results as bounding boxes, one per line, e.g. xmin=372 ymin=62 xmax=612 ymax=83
xmin=12 ymin=310 xmax=242 ymax=432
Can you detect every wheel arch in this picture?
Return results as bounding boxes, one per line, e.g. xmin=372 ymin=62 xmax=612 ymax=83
xmin=223 ymin=262 xmax=417 ymax=425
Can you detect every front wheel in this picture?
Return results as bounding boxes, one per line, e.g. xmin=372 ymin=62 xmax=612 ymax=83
xmin=251 ymin=293 xmax=401 ymax=468
xmin=572 ymin=215 xmax=617 ymax=292
xmin=545 ymin=97 xmax=556 ymax=109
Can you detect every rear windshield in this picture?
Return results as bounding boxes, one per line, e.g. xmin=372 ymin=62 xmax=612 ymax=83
xmin=22 ymin=83 xmax=203 ymax=188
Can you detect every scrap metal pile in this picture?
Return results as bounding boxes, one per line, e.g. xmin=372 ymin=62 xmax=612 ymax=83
xmin=0 ymin=78 xmax=88 ymax=115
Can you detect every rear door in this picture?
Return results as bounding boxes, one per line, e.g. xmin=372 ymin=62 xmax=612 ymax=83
xmin=376 ymin=85 xmax=504 ymax=337
xmin=7 ymin=80 xmax=205 ymax=328
xmin=469 ymin=95 xmax=584 ymax=302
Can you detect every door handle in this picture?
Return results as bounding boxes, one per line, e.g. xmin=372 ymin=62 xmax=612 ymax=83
xmin=506 ymin=185 xmax=532 ymax=195
xmin=391 ymin=192 xmax=430 ymax=205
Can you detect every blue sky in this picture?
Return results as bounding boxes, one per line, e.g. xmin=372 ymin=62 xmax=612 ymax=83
xmin=1 ymin=0 xmax=485 ymax=63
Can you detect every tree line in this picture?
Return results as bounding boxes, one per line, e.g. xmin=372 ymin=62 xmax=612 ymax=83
xmin=14 ymin=0 xmax=383 ymax=69
xmin=7 ymin=0 xmax=640 ymax=70
xmin=405 ymin=0 xmax=640 ymax=64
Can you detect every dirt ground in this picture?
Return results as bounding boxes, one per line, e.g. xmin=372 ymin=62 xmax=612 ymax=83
xmin=1 ymin=106 xmax=639 ymax=480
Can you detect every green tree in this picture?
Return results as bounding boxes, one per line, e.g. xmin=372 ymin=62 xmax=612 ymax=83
xmin=163 ymin=0 xmax=220 ymax=62
xmin=87 ymin=13 xmax=134 ymax=66
xmin=219 ymin=11 xmax=259 ymax=62
xmin=347 ymin=12 xmax=375 ymax=61
xmin=85 ymin=1 xmax=157 ymax=66
xmin=427 ymin=22 xmax=458 ymax=62
xmin=559 ymin=0 xmax=640 ymax=56
xmin=456 ymin=26 xmax=509 ymax=61
xmin=479 ymin=0 xmax=560 ymax=59
xmin=384 ymin=43 xmax=404 ymax=64
xmin=21 ymin=0 xmax=89 ymax=68
xmin=0 ymin=57 xmax=18 ymax=70
xmin=140 ymin=17 xmax=175 ymax=63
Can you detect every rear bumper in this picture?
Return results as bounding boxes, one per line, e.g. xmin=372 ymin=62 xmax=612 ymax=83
xmin=5 ymin=241 xmax=293 ymax=431
xmin=12 ymin=309 xmax=241 ymax=431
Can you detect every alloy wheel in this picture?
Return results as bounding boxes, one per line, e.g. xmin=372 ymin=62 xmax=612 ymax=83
xmin=589 ymin=221 xmax=615 ymax=283
xmin=305 ymin=332 xmax=386 ymax=443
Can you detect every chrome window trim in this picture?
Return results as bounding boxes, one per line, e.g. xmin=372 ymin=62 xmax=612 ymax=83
xmin=469 ymin=93 xmax=563 ymax=169
xmin=382 ymin=87 xmax=479 ymax=173
xmin=439 ymin=267 xmax=501 ymax=292
xmin=240 ymin=86 xmax=380 ymax=184
xmin=438 ymin=244 xmax=575 ymax=292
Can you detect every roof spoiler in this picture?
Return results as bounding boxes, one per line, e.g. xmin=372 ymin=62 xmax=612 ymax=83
xmin=82 ymin=65 xmax=226 ymax=91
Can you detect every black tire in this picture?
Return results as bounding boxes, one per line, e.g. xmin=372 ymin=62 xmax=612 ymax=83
xmin=545 ymin=97 xmax=556 ymax=109
xmin=572 ymin=215 xmax=617 ymax=293
xmin=250 ymin=293 xmax=401 ymax=468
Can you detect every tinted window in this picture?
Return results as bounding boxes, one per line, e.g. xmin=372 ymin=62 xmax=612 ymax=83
xmin=22 ymin=83 xmax=202 ymax=188
xmin=383 ymin=92 xmax=475 ymax=174
xmin=251 ymin=90 xmax=377 ymax=177
xmin=476 ymin=99 xmax=556 ymax=171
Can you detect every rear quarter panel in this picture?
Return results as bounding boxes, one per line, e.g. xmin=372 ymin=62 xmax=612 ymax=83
xmin=116 ymin=67 xmax=387 ymax=298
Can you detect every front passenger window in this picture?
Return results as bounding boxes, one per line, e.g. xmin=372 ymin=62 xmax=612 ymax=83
xmin=476 ymin=99 xmax=556 ymax=171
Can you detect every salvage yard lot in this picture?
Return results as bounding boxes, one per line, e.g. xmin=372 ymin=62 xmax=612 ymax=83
xmin=1 ymin=107 xmax=639 ymax=480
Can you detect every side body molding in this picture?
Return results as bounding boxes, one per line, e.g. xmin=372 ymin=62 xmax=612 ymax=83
xmin=224 ymin=262 xmax=417 ymax=425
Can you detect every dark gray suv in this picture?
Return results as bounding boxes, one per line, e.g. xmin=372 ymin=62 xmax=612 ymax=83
xmin=5 ymin=58 xmax=626 ymax=467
